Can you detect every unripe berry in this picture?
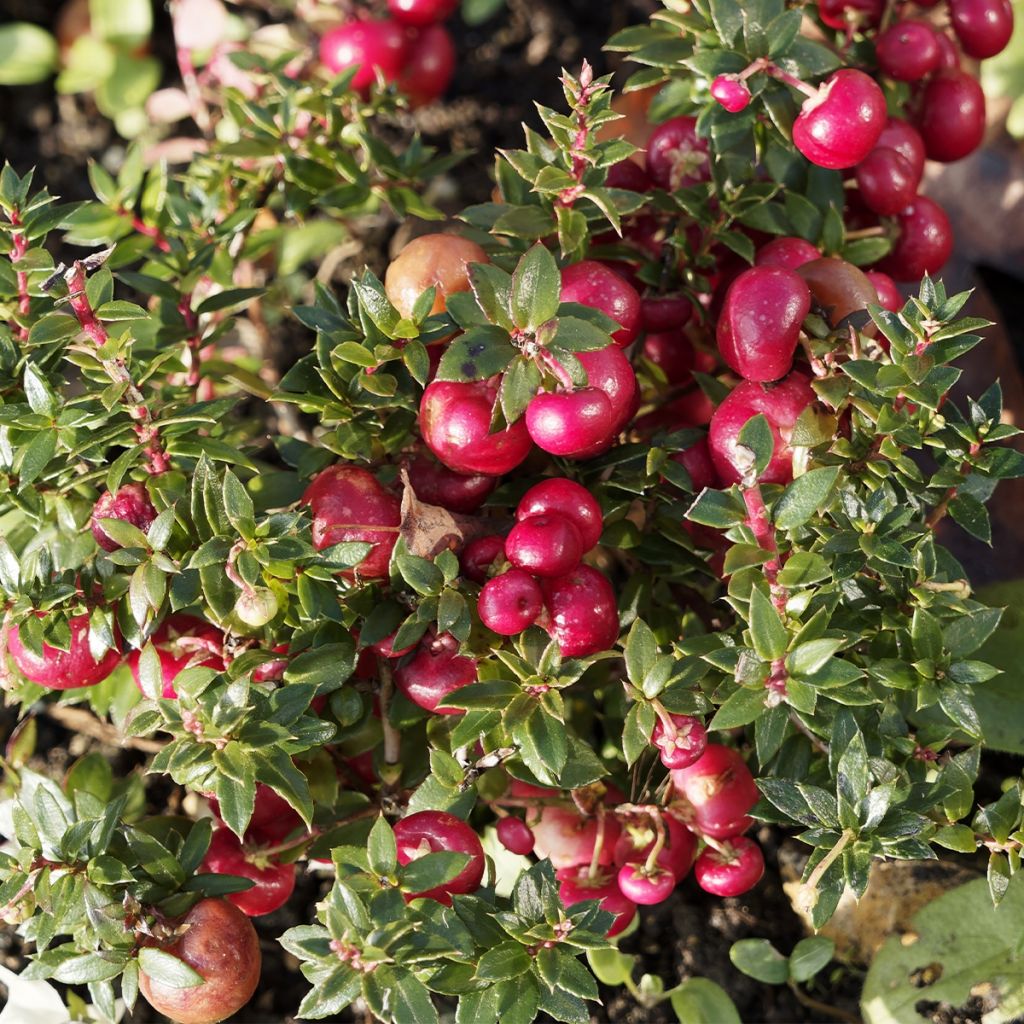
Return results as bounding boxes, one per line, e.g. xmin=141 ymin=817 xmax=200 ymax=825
xmin=394 ymin=810 xmax=485 ymax=904
xmin=694 ymin=836 xmax=765 ymax=897
xmin=385 ymin=233 xmax=488 ymax=320
xmin=387 ymin=0 xmax=458 ymax=27
xmin=711 ymin=75 xmax=751 ymax=113
xmin=918 ymin=70 xmax=986 ymax=164
xmin=478 ymin=569 xmax=543 ymax=635
xmin=645 ymin=116 xmax=710 ymax=190
xmin=496 ymin=816 xmax=535 ymax=856
xmin=541 ymin=565 xmax=619 ymax=657
xmin=7 ymin=613 xmax=121 ymax=690
xmin=399 ymin=24 xmax=455 ymax=107
xmin=506 ymin=513 xmax=584 ymax=578
xmin=856 ymin=147 xmax=918 ymax=216
xmin=559 ymin=261 xmax=641 ymax=349
xmin=949 ymin=0 xmax=1014 ymax=58
xmin=234 ymin=588 xmax=279 ymax=629
xmin=91 ymin=482 xmax=157 ymax=551
xmin=755 ymin=236 xmax=821 ymax=271
xmin=525 ymin=388 xmax=616 ymax=458
xmin=875 ymin=20 xmax=941 ymax=81
xmin=395 ymin=633 xmax=477 ymax=715
xmin=459 ymin=534 xmax=506 ymax=583
xmin=878 ymin=196 xmax=954 ymax=282
xmin=516 ymin=478 xmax=603 ymax=552
xmin=319 ymin=20 xmax=408 ymax=94
xmin=793 ymin=69 xmax=886 ymax=170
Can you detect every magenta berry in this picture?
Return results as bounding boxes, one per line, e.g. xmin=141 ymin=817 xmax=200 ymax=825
xmin=616 ymin=862 xmax=676 ymax=905
xmin=399 ymin=24 xmax=455 ymax=107
xmin=577 ymin=344 xmax=639 ymax=434
xmin=478 ymin=569 xmax=543 ymax=635
xmin=693 ymin=836 xmax=765 ymax=897
xmin=793 ymin=69 xmax=886 ymax=170
xmin=394 ymin=810 xmax=485 ymax=904
xmin=201 ymin=828 xmax=296 ymax=918
xmin=318 ymin=19 xmax=408 ymax=94
xmin=708 ymin=373 xmax=815 ymax=487
xmin=516 ymin=478 xmax=603 ymax=552
xmin=866 ymin=271 xmax=902 ymax=312
xmin=406 ymin=454 xmax=497 ymax=513
xmin=918 ymin=70 xmax=986 ymax=164
xmin=711 ymin=75 xmax=751 ymax=113
xmin=505 ymin=513 xmax=584 ymax=578
xmin=671 ymin=438 xmax=718 ymax=493
xmin=541 ymin=565 xmax=619 ymax=657
xmin=645 ymin=116 xmax=710 ymax=190
xmin=559 ymin=260 xmax=642 ymax=349
xmin=642 ymin=330 xmax=695 ymax=386
xmin=817 ymin=0 xmax=883 ymax=30
xmin=496 ymin=817 xmax=535 ymax=856
xmin=7 ymin=613 xmax=121 ymax=691
xmin=875 ymin=20 xmax=940 ymax=81
xmin=653 ymin=714 xmax=708 ymax=770
xmin=129 ymin=613 xmax=224 ymax=699
xmin=459 ymin=534 xmax=506 ymax=583
xmin=420 ymin=378 xmax=533 ymax=475
xmin=878 ymin=196 xmax=954 ymax=282
xmin=395 ymin=633 xmax=477 ymax=715
xmin=387 ymin=0 xmax=458 ymax=27
xmin=949 ymin=0 xmax=1014 ymax=58
xmin=614 ymin=815 xmax=697 ymax=882
xmin=605 ymin=159 xmax=652 ymax=192
xmin=671 ymin=744 xmax=760 ymax=840
xmin=717 ymin=267 xmax=812 ymax=383
xmin=556 ymin=866 xmax=636 ymax=937
xmin=641 ymin=295 xmax=693 ymax=331
xmin=525 ymin=388 xmax=616 ymax=458
xmin=855 ymin=147 xmax=917 ymax=217
xmin=755 ymin=236 xmax=821 ymax=271
xmin=91 ymin=482 xmax=157 ymax=551
xmin=875 ymin=118 xmax=926 ymax=187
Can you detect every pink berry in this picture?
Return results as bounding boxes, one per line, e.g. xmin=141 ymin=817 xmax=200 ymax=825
xmin=398 ymin=24 xmax=455 ymax=107
xmin=645 ymin=116 xmax=711 ymax=191
xmin=91 ymin=482 xmax=157 ymax=551
xmin=694 ymin=836 xmax=765 ymax=897
xmin=671 ymin=438 xmax=718 ymax=493
xmin=643 ymin=330 xmax=695 ymax=386
xmin=577 ymin=344 xmax=640 ymax=435
xmin=478 ymin=569 xmax=543 ymax=635
xmin=614 ymin=815 xmax=697 ymax=882
xmin=319 ymin=19 xmax=408 ymax=94
xmin=616 ymin=862 xmax=676 ymax=905
xmin=918 ymin=70 xmax=986 ymax=164
xmin=708 ymin=373 xmax=816 ymax=487
xmin=640 ymin=295 xmax=693 ymax=332
xmin=877 ymin=196 xmax=953 ymax=282
xmin=525 ymin=388 xmax=616 ymax=458
xmin=755 ymin=236 xmax=821 ymax=271
xmin=560 ymin=261 xmax=642 ymax=349
xmin=671 ymin=744 xmax=760 ymax=840
xmin=605 ymin=160 xmax=652 ymax=192
xmin=395 ymin=633 xmax=477 ymax=715
xmin=420 ymin=378 xmax=533 ymax=475
xmin=716 ymin=267 xmax=811 ymax=383
xmin=793 ymin=69 xmax=886 ymax=170
xmin=6 ymin=613 xmax=121 ymax=691
xmin=387 ymin=0 xmax=458 ymax=27
xmin=541 ymin=565 xmax=619 ymax=658
xmin=394 ymin=810 xmax=485 ymax=904
xmin=875 ymin=20 xmax=941 ymax=81
xmin=459 ymin=534 xmax=506 ymax=583
xmin=505 ymin=513 xmax=584 ymax=578
xmin=874 ymin=118 xmax=926 ymax=186
xmin=128 ymin=614 xmax=224 ymax=699
xmin=949 ymin=0 xmax=1014 ymax=58
xmin=866 ymin=271 xmax=902 ymax=312
xmin=653 ymin=714 xmax=708 ymax=770
xmin=711 ymin=75 xmax=751 ymax=113
xmin=516 ymin=478 xmax=603 ymax=552
xmin=817 ymin=0 xmax=883 ymax=30
xmin=496 ymin=817 xmax=535 ymax=856
xmin=201 ymin=827 xmax=296 ymax=918
xmin=556 ymin=866 xmax=636 ymax=937
xmin=406 ymin=454 xmax=496 ymax=513
xmin=534 ymin=806 xmax=620 ymax=870
xmin=855 ymin=147 xmax=918 ymax=217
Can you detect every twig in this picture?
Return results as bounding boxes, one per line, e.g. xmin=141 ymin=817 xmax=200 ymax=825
xmin=43 ymin=703 xmax=166 ymax=754
xmin=378 ymin=659 xmax=401 ymax=767
xmin=788 ymin=981 xmax=861 ymax=1024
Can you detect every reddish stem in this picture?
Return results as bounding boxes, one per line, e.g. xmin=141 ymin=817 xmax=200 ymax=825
xmin=178 ymin=293 xmax=203 ymax=393
xmin=124 ymin=211 xmax=171 ymax=253
xmin=557 ymin=60 xmax=595 ymax=208
xmin=736 ymin=57 xmax=818 ymax=99
xmin=9 ymin=211 xmax=30 ymax=340
xmin=742 ymin=485 xmax=787 ymax=613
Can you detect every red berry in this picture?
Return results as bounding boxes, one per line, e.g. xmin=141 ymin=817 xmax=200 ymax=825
xmin=394 ymin=810 xmax=485 ymax=904
xmin=251 ymin=644 xmax=289 ymax=683
xmin=878 ymin=196 xmax=953 ymax=282
xmin=605 ymin=159 xmax=652 ymax=192
xmin=91 ymin=482 xmax=157 ymax=551
xmin=933 ymin=30 xmax=962 ymax=70
xmin=755 ymin=236 xmax=821 ymax=271
xmin=711 ymin=75 xmax=751 ymax=113
xmin=560 ymin=260 xmax=642 ymax=349
xmin=918 ymin=70 xmax=986 ymax=164
xmin=138 ymin=899 xmax=260 ymax=1024
xmin=614 ymin=814 xmax=696 ymax=882
xmin=671 ymin=744 xmax=760 ymax=840
xmin=556 ymin=865 xmax=636 ymax=937
xmin=303 ymin=465 xmax=400 ymax=578
xmin=866 ymin=271 xmax=902 ymax=312
xmin=694 ymin=836 xmax=765 ymax=897
xmin=420 ymin=378 xmax=533 ymax=475
xmin=319 ymin=19 xmax=408 ymax=93
xmin=577 ymin=344 xmax=640 ymax=434
xmin=874 ymin=118 xmax=926 ymax=186
xmin=395 ymin=633 xmax=477 ymax=715
xmin=129 ymin=614 xmax=224 ymax=699
xmin=708 ymin=373 xmax=815 ymax=487
xmin=616 ymin=861 xmax=676 ymax=905
xmin=875 ymin=20 xmax=940 ymax=81
xmin=201 ymin=827 xmax=296 ymax=918
xmin=368 ymin=630 xmax=416 ymax=659
xmin=384 ymin=233 xmax=487 ymax=320
xmin=387 ymin=0 xmax=458 ymax=27
xmin=640 ymin=295 xmax=693 ymax=332
xmin=478 ymin=569 xmax=543 ymax=635
xmin=949 ymin=0 xmax=1014 ymax=58
xmin=7 ymin=613 xmax=120 ymax=690
xmin=817 ymin=0 xmax=883 ymax=30
xmin=855 ymin=147 xmax=918 ymax=217
xmin=643 ymin=330 xmax=695 ymax=386
xmin=496 ymin=816 xmax=535 ymax=856
xmin=506 ymin=513 xmax=584 ymax=578
xmin=516 ymin=478 xmax=603 ymax=551
xmin=210 ymin=783 xmax=303 ymax=845
xmin=653 ymin=714 xmax=708 ymax=770
xmin=534 ymin=806 xmax=620 ymax=869
xmin=406 ymin=454 xmax=496 ymax=513
xmin=525 ymin=388 xmax=616 ymax=458
xmin=717 ymin=267 xmax=812 ymax=383
xmin=793 ymin=69 xmax=886 ymax=170
xmin=645 ymin=116 xmax=710 ymax=191
xmin=398 ymin=24 xmax=455 ymax=107
xmin=459 ymin=534 xmax=506 ymax=583
xmin=541 ymin=565 xmax=619 ymax=658
xmin=671 ymin=438 xmax=718 ymax=493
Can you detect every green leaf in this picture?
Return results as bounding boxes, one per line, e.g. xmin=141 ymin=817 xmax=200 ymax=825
xmin=789 ymin=936 xmax=834 ymax=983
xmin=710 ymin=687 xmax=766 ymax=730
xmin=137 ymin=947 xmax=203 ymax=989
xmin=729 ymin=938 xmax=789 ymax=984
xmin=736 ymin=415 xmax=774 ymax=480
xmin=510 ymin=243 xmax=560 ymax=331
xmin=435 ymin=325 xmax=516 ymax=382
xmin=670 ymin=977 xmax=742 ymax=1024
xmin=748 ymin=587 xmax=788 ymax=662
xmin=624 ymin=619 xmax=658 ymax=686
xmin=367 ymin=815 xmax=397 ymax=876
xmin=774 ymin=467 xmax=840 ymax=530
xmin=0 ymin=23 xmax=58 ymax=85
xmin=476 ymin=941 xmax=532 ymax=982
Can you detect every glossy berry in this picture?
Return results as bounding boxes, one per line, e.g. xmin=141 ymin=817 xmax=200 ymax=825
xmin=934 ymin=30 xmax=962 ymax=70
xmin=201 ymin=828 xmax=296 ymax=918
xmin=525 ymin=388 xmax=616 ymax=458
xmin=399 ymin=24 xmax=455 ymax=107
xmin=506 ymin=513 xmax=584 ymax=578
xmin=129 ymin=614 xmax=224 ymax=699
xmin=866 ymin=271 xmax=902 ymax=312
xmin=693 ymin=836 xmax=765 ymax=897
xmin=302 ymin=465 xmax=400 ymax=578
xmin=671 ymin=744 xmax=760 ymax=840
xmin=319 ymin=20 xmax=408 ymax=94
xmin=560 ymin=260 xmax=642 ymax=349
xmin=875 ymin=118 xmax=926 ymax=186
xmin=459 ymin=534 xmax=506 ymax=583
xmin=556 ymin=866 xmax=636 ymax=937
xmin=605 ymin=159 xmax=652 ymax=191
xmin=653 ymin=714 xmax=708 ymax=770
xmin=578 ymin=343 xmax=639 ymax=436
xmin=406 ymin=454 xmax=496 ymax=513
xmin=643 ymin=330 xmax=695 ymax=386
xmin=420 ymin=378 xmax=532 ymax=475
xmin=138 ymin=899 xmax=260 ymax=1024
xmin=617 ymin=862 xmax=676 ymax=905
xmin=516 ymin=478 xmax=603 ymax=551
xmin=797 ymin=257 xmax=880 ymax=327
xmin=755 ymin=236 xmax=821 ymax=271
xmin=641 ymin=295 xmax=693 ymax=331
xmin=671 ymin=438 xmax=718 ymax=493
xmin=614 ymin=815 xmax=696 ymax=882
xmin=856 ymin=148 xmax=918 ymax=216
xmin=385 ymin=233 xmax=487 ymax=320
xmin=919 ymin=70 xmax=986 ymax=164
xmin=478 ymin=569 xmax=543 ymax=635
xmin=91 ymin=482 xmax=157 ymax=551
xmin=533 ymin=806 xmax=620 ymax=869
xmin=7 ymin=613 xmax=120 ymax=690
xmin=394 ymin=810 xmax=485 ymax=904
xmin=387 ymin=0 xmax=458 ymax=27
xmin=496 ymin=816 xmax=535 ymax=856
xmin=541 ymin=565 xmax=619 ymax=657
xmin=875 ymin=20 xmax=940 ymax=81
xmin=395 ymin=632 xmax=477 ymax=714
xmin=949 ymin=0 xmax=1014 ymax=58
xmin=817 ymin=0 xmax=883 ymax=30
xmin=793 ymin=69 xmax=886 ymax=170
xmin=210 ymin=783 xmax=303 ymax=844
xmin=878 ymin=196 xmax=954 ymax=282
xmin=645 ymin=116 xmax=710 ymax=191
xmin=711 ymin=75 xmax=751 ymax=113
